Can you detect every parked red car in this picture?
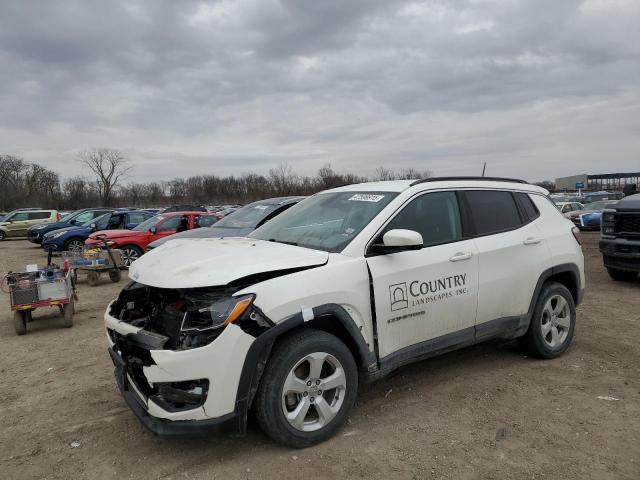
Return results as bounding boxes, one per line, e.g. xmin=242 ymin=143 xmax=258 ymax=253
xmin=85 ymin=212 xmax=217 ymax=266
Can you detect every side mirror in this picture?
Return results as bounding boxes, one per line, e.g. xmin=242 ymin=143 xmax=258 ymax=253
xmin=90 ymin=223 xmax=96 ymax=231
xmin=149 ymin=226 xmax=157 ymax=234
xmin=370 ymin=229 xmax=423 ymax=255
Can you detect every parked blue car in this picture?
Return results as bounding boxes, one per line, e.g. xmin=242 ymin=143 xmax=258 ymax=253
xmin=42 ymin=210 xmax=153 ymax=252
xmin=566 ymin=200 xmax=620 ymax=230
xmin=27 ymin=208 xmax=112 ymax=244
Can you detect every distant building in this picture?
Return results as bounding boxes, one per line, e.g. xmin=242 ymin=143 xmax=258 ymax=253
xmin=555 ymin=172 xmax=640 ymax=191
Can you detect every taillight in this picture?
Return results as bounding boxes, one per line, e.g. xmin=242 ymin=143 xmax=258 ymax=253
xmin=572 ymin=227 xmax=582 ymax=246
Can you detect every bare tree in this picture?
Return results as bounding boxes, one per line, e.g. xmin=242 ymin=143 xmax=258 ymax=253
xmin=269 ymin=161 xmax=298 ymax=196
xmin=78 ymin=148 xmax=132 ymax=206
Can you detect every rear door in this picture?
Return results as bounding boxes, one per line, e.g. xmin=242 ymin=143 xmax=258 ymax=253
xmin=462 ymin=190 xmax=552 ymax=337
xmin=366 ymin=191 xmax=479 ymax=358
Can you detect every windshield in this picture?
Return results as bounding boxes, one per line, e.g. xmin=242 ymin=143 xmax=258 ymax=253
xmin=250 ymin=192 xmax=397 ymax=252
xmin=215 ymin=203 xmax=277 ymax=229
xmin=60 ymin=210 xmax=80 ymax=222
xmin=133 ymin=215 xmax=164 ymax=231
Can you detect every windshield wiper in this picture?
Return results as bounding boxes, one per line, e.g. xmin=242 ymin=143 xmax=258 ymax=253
xmin=268 ymin=238 xmax=298 ymax=246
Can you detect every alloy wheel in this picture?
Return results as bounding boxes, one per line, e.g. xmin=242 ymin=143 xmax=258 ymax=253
xmin=66 ymin=239 xmax=84 ymax=253
xmin=121 ymin=247 xmax=140 ymax=267
xmin=540 ymin=294 xmax=571 ymax=348
xmin=281 ymin=352 xmax=347 ymax=432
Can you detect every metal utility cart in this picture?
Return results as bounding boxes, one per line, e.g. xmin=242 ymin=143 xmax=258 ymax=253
xmin=63 ymin=239 xmax=123 ymax=287
xmin=3 ymin=268 xmax=75 ymax=335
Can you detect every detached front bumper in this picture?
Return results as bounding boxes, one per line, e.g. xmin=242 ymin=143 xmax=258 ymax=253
xmin=109 ymin=347 xmax=240 ymax=436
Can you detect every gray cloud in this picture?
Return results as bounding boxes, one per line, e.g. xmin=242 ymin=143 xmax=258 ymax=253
xmin=0 ymin=0 xmax=639 ymax=182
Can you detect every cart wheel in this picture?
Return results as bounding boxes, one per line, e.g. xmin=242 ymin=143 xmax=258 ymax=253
xmin=24 ymin=310 xmax=33 ymax=323
xmin=62 ymin=299 xmax=74 ymax=328
xmin=14 ymin=311 xmax=27 ymax=335
xmin=108 ymin=269 xmax=122 ymax=283
xmin=87 ymin=271 xmax=100 ymax=287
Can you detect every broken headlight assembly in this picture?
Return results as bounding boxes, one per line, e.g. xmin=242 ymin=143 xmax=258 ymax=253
xmin=178 ymin=293 xmax=272 ymax=349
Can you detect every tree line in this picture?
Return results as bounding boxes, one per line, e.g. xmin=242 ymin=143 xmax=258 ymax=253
xmin=0 ymin=150 xmax=434 ymax=211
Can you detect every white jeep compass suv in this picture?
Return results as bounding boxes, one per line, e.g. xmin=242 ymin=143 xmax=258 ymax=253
xmin=105 ymin=177 xmax=585 ymax=447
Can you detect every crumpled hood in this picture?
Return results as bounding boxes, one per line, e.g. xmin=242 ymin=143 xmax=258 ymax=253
xmin=129 ymin=237 xmax=329 ymax=289
xmin=148 ymin=226 xmax=253 ymax=249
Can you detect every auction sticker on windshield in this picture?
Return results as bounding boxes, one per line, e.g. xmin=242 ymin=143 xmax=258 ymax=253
xmin=349 ymin=194 xmax=386 ymax=202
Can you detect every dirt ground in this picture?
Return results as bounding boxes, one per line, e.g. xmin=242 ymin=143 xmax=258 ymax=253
xmin=0 ymin=233 xmax=638 ymax=480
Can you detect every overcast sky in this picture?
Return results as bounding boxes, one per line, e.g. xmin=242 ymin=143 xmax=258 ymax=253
xmin=1 ymin=0 xmax=638 ymax=183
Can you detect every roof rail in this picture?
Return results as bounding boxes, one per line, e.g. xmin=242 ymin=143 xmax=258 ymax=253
xmin=410 ymin=176 xmax=528 ymax=186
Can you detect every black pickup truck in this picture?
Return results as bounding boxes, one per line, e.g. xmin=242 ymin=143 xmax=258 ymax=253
xmin=600 ymin=193 xmax=640 ymax=281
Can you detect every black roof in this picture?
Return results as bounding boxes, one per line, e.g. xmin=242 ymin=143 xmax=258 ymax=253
xmin=411 ymin=176 xmax=528 ymax=186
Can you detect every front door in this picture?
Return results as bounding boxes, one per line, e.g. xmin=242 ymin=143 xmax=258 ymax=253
xmin=6 ymin=212 xmax=30 ymax=237
xmin=366 ymin=191 xmax=479 ymax=359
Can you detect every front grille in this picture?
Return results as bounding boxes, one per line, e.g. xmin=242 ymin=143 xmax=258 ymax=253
xmin=615 ymin=214 xmax=640 ymax=236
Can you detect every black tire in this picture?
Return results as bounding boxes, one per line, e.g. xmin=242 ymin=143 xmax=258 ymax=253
xmin=120 ymin=245 xmax=142 ymax=267
xmin=607 ymin=267 xmax=638 ymax=282
xmin=86 ymin=271 xmax=100 ymax=286
xmin=64 ymin=237 xmax=85 ymax=253
xmin=108 ymin=269 xmax=122 ymax=283
xmin=0 ymin=230 xmax=6 ymax=241
xmin=520 ymin=282 xmax=576 ymax=359
xmin=62 ymin=299 xmax=74 ymax=328
xmin=254 ymin=329 xmax=358 ymax=448
xmin=14 ymin=310 xmax=27 ymax=335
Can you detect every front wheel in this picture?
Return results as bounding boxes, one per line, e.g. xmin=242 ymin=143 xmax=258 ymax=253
xmin=255 ymin=329 xmax=358 ymax=448
xmin=14 ymin=310 xmax=27 ymax=335
xmin=0 ymin=230 xmax=6 ymax=241
xmin=607 ymin=267 xmax=638 ymax=282
xmin=64 ymin=238 xmax=85 ymax=253
xmin=62 ymin=299 xmax=74 ymax=328
xmin=520 ymin=282 xmax=576 ymax=359
xmin=120 ymin=245 xmax=142 ymax=267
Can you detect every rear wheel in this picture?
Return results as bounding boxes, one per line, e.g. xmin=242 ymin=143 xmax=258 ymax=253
xmin=86 ymin=271 xmax=100 ymax=286
xmin=62 ymin=299 xmax=74 ymax=328
xmin=607 ymin=267 xmax=638 ymax=282
xmin=520 ymin=282 xmax=576 ymax=359
xmin=255 ymin=329 xmax=358 ymax=448
xmin=120 ymin=245 xmax=142 ymax=267
xmin=14 ymin=311 xmax=27 ymax=335
xmin=108 ymin=269 xmax=122 ymax=283
xmin=64 ymin=238 xmax=85 ymax=253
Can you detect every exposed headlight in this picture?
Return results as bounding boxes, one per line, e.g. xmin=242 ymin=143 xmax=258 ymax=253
xmin=33 ymin=225 xmax=47 ymax=230
xmin=603 ymin=212 xmax=615 ymax=223
xmin=181 ymin=294 xmax=254 ymax=332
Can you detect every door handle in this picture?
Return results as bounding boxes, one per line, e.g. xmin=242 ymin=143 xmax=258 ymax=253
xmin=523 ymin=237 xmax=542 ymax=245
xmin=449 ymin=252 xmax=473 ymax=262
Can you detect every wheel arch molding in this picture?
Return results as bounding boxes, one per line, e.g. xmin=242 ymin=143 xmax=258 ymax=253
xmin=233 ymin=303 xmax=376 ymax=435
xmin=527 ymin=263 xmax=583 ymax=321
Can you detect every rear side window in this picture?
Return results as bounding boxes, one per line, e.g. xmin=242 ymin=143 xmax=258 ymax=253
xmin=515 ymin=193 xmax=540 ymax=222
xmin=28 ymin=211 xmax=51 ymax=220
xmin=465 ymin=190 xmax=522 ymax=236
xmin=127 ymin=213 xmax=148 ymax=225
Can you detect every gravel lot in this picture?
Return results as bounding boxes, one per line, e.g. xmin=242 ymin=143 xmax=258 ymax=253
xmin=1 ymin=233 xmax=639 ymax=480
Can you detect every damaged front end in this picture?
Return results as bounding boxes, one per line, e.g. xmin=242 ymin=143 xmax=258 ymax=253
xmin=106 ymin=281 xmax=273 ymax=427
xmin=108 ymin=281 xmax=271 ymax=351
